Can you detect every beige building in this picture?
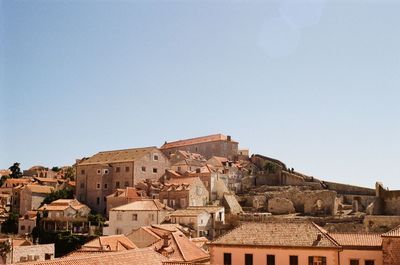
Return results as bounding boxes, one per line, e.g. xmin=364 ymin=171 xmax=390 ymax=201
xmin=76 ymin=147 xmax=169 ymax=214
xmin=159 ymin=177 xmax=209 ymax=209
xmin=161 ymin=133 xmax=239 ymax=160
xmin=106 ymin=187 xmax=144 ymax=217
xmin=19 ymin=185 xmax=54 ymax=216
xmin=168 ymin=206 xmax=225 ymax=238
xmin=209 ymin=220 xmax=384 ymax=265
xmin=18 ymin=211 xmax=38 ymax=236
xmin=104 ymin=199 xmax=173 ymax=235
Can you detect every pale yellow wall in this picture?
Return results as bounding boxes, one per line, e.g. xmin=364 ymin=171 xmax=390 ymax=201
xmin=340 ymin=249 xmax=382 ymax=265
xmin=210 ymin=245 xmax=339 ymax=265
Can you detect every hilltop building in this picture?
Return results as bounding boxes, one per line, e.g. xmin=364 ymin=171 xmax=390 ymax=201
xmin=76 ymin=147 xmax=169 ymax=213
xmin=160 ymin=134 xmax=239 ymax=160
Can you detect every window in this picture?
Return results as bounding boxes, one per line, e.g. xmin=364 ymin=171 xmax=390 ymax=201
xmin=96 ymin=183 xmax=100 ymax=189
xmin=21 ymin=225 xmax=25 ymax=231
xmin=141 ymin=166 xmax=146 ymax=172
xmin=365 ymin=261 xmax=375 ymax=265
xmin=350 ymin=260 xmax=359 ymax=265
xmin=125 ymin=166 xmax=130 ymax=172
xmin=177 ymin=166 xmax=181 ymax=172
xmin=153 ymin=155 xmax=159 ymax=161
xmin=149 ymin=213 xmax=155 ymax=221
xmin=132 ymin=214 xmax=137 ymax=221
xmin=223 ymin=253 xmax=232 ymax=265
xmin=103 ymin=169 xmax=109 ymax=174
xmin=117 ymin=212 xmax=122 ymax=221
xmin=80 ymin=183 xmax=84 ymax=189
xmin=104 ymin=183 xmax=108 ymax=189
xmin=153 ymin=168 xmax=158 ymax=173
xmin=245 ymin=254 xmax=253 ymax=265
xmin=116 ymin=167 xmax=120 ymax=173
xmin=290 ymin=256 xmax=298 ymax=265
xmin=81 ymin=169 xmax=85 ymax=175
xmin=104 ymin=197 xmax=106 ymax=202
xmin=308 ymin=257 xmax=326 ymax=265
xmin=97 ymin=169 xmax=101 ymax=174
xmin=124 ymin=181 xmax=129 ymax=187
xmin=96 ymin=197 xmax=100 ymax=205
xmin=116 ymin=181 xmax=120 ymax=188
xmin=267 ymin=255 xmax=275 ymax=265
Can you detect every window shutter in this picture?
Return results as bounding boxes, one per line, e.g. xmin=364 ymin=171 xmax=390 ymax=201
xmin=308 ymin=256 xmax=314 ymax=265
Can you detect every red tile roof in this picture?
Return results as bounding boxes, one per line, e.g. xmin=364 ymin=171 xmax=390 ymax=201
xmin=78 ymin=147 xmax=159 ymax=165
xmin=111 ymin=199 xmax=172 ymax=211
xmin=329 ymin=233 xmax=382 ymax=248
xmin=161 ymin=134 xmax=236 ymax=149
xmin=23 ymin=248 xmax=166 ymax=265
xmin=81 ymin=235 xmax=137 ymax=251
xmin=382 ymin=225 xmax=400 ymax=237
xmin=211 ymin=221 xmax=340 ymax=248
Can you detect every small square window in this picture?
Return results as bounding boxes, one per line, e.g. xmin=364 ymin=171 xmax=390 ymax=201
xmin=154 ymin=155 xmax=159 ymax=161
xmin=117 ymin=212 xmax=122 ymax=221
xmin=21 ymin=225 xmax=25 ymax=230
xmin=124 ymin=181 xmax=129 ymax=187
xmin=104 ymin=183 xmax=108 ymax=189
xmin=365 ymin=261 xmax=375 ymax=265
xmin=141 ymin=166 xmax=146 ymax=172
xmin=96 ymin=197 xmax=100 ymax=205
xmin=97 ymin=183 xmax=100 ymax=189
xmin=267 ymin=255 xmax=275 ymax=265
xmin=223 ymin=253 xmax=232 ymax=265
xmin=103 ymin=169 xmax=109 ymax=174
xmin=97 ymin=169 xmax=101 ymax=174
xmin=153 ymin=168 xmax=158 ymax=173
xmin=116 ymin=167 xmax=120 ymax=173
xmin=81 ymin=169 xmax=85 ymax=175
xmin=125 ymin=166 xmax=130 ymax=172
xmin=116 ymin=181 xmax=120 ymax=188
xmin=132 ymin=214 xmax=137 ymax=221
xmin=350 ymin=260 xmax=359 ymax=265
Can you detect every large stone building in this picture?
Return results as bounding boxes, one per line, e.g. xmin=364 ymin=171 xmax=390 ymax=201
xmin=160 ymin=133 xmax=239 ymax=160
xmin=76 ymin=147 xmax=169 ymax=213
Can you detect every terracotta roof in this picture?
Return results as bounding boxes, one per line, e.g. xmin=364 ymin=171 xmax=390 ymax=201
xmin=23 ymin=248 xmax=166 ymax=265
xmin=111 ymin=199 xmax=172 ymax=211
xmin=38 ymin=199 xmax=88 ymax=212
xmin=169 ymin=209 xmax=208 ymax=217
xmin=329 ymin=233 xmax=382 ymax=248
xmin=382 ymin=225 xmax=400 ymax=237
xmin=211 ymin=221 xmax=340 ymax=248
xmin=78 ymin=147 xmax=159 ymax=165
xmin=186 ymin=206 xmax=224 ymax=214
xmin=25 ymin=184 xmax=54 ymax=194
xmin=127 ymin=225 xmax=209 ymax=263
xmin=34 ymin=177 xmax=59 ymax=183
xmin=166 ymin=177 xmax=199 ymax=186
xmin=161 ymin=134 xmax=236 ymax=149
xmin=107 ymin=187 xmax=143 ymax=199
xmin=82 ymin=235 xmax=137 ymax=251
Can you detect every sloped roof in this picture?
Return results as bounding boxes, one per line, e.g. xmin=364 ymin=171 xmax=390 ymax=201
xmin=166 ymin=177 xmax=199 ymax=186
xmin=106 ymin=187 xmax=143 ymax=199
xmin=82 ymin=235 xmax=137 ymax=251
xmin=223 ymin=193 xmax=243 ymax=214
xmin=38 ymin=199 xmax=89 ymax=212
xmin=382 ymin=225 xmax=400 ymax=237
xmin=25 ymin=184 xmax=54 ymax=194
xmin=169 ymin=209 xmax=208 ymax=217
xmin=111 ymin=199 xmax=172 ymax=211
xmin=22 ymin=248 xmax=166 ymax=265
xmin=161 ymin=134 xmax=237 ymax=149
xmin=127 ymin=225 xmax=209 ymax=263
xmin=211 ymin=221 xmax=340 ymax=248
xmin=329 ymin=233 xmax=382 ymax=248
xmin=78 ymin=147 xmax=158 ymax=165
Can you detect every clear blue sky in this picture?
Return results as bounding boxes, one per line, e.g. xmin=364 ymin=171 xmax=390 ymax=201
xmin=1 ymin=0 xmax=399 ymax=189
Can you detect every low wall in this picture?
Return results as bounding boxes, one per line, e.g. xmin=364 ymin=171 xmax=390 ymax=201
xmin=364 ymin=215 xmax=400 ymax=233
xmin=324 ymin=181 xmax=375 ymax=196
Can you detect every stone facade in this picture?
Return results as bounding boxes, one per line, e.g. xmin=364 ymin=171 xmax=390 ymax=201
xmin=159 ymin=177 xmax=209 ymax=209
xmin=383 ymin=237 xmax=400 ymax=265
xmin=19 ymin=185 xmax=53 ymax=215
xmin=5 ymin=243 xmax=54 ymax=263
xmin=161 ymin=134 xmax=239 ymax=160
xmin=76 ymin=147 xmax=169 ymax=213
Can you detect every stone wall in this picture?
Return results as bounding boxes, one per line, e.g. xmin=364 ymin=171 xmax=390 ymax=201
xmin=364 ymin=216 xmax=400 ymax=233
xmin=383 ymin=237 xmax=400 ymax=265
xmin=323 ymin=181 xmax=375 ymax=196
xmin=9 ymin=243 xmax=54 ymax=263
xmin=266 ymin=188 xmax=337 ymax=216
xmin=376 ymin=183 xmax=400 ymax=215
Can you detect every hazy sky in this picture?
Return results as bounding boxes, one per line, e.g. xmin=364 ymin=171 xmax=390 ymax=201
xmin=1 ymin=0 xmax=399 ymax=189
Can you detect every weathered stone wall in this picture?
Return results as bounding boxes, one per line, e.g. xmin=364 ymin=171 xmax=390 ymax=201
xmin=364 ymin=216 xmax=400 ymax=233
xmin=376 ymin=183 xmax=400 ymax=215
xmin=323 ymin=181 xmax=375 ymax=196
xmin=383 ymin=237 xmax=400 ymax=265
xmin=267 ymin=197 xmax=295 ymax=214
xmin=266 ymin=188 xmax=337 ymax=216
xmin=342 ymin=195 xmax=376 ymax=212
xmin=8 ymin=244 xmax=54 ymax=263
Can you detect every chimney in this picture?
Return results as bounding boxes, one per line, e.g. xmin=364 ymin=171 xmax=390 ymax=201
xmin=162 ymin=233 xmax=170 ymax=248
xmin=227 ymin=135 xmax=231 ymax=141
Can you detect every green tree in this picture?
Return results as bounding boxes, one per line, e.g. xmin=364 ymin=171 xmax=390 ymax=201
xmin=1 ymin=213 xmax=19 ymax=234
xmin=64 ymin=166 xmax=75 ymax=181
xmin=41 ymin=188 xmax=74 ymax=206
xmin=9 ymin=163 xmax=22 ymax=179
xmin=51 ymin=166 xmax=61 ymax=172
xmin=0 ymin=175 xmax=10 ymax=187
xmin=0 ymin=240 xmax=11 ymax=261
